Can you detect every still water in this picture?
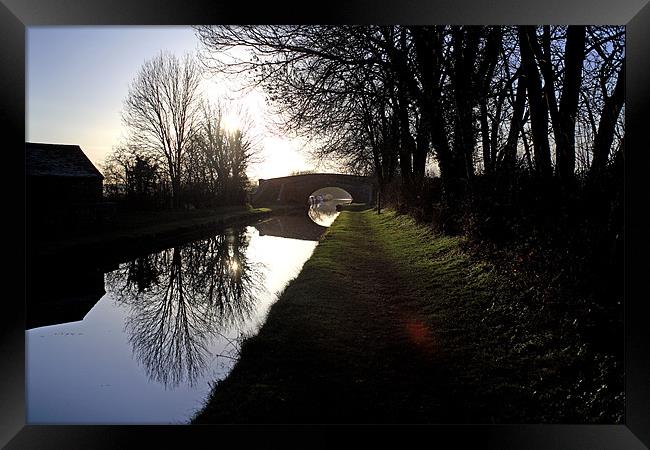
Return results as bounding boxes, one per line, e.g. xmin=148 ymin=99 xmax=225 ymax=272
xmin=26 ymin=210 xmax=339 ymax=424
xmin=309 ymin=198 xmax=352 ymax=227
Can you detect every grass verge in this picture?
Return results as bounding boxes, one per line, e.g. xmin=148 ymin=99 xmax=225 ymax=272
xmin=192 ymin=208 xmax=623 ymax=423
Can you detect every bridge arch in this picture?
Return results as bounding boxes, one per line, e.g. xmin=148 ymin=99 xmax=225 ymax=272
xmin=251 ymin=173 xmax=375 ymax=206
xmin=309 ymin=186 xmax=353 ymax=203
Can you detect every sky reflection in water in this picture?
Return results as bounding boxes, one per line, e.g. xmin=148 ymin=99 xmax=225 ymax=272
xmin=26 ymin=219 xmax=320 ymax=424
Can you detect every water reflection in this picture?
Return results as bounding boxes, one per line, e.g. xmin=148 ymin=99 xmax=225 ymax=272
xmin=255 ymin=210 xmax=327 ymax=241
xmin=308 ymin=199 xmax=352 ymax=227
xmin=105 ymin=229 xmax=265 ymax=389
xmin=27 ymin=217 xmax=321 ymax=423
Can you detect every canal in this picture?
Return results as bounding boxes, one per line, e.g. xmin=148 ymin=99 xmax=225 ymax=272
xmin=26 ymin=204 xmax=346 ymax=424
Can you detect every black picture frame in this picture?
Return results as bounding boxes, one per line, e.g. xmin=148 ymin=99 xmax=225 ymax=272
xmin=2 ymin=0 xmax=649 ymax=447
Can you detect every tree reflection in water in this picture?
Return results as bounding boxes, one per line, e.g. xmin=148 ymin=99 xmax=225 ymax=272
xmin=105 ymin=228 xmax=265 ymax=389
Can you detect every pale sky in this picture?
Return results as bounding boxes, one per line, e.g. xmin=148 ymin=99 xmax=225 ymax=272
xmin=26 ymin=26 xmax=323 ymax=182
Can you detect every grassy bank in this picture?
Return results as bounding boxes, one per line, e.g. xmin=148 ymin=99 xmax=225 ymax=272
xmin=192 ymin=208 xmax=622 ymax=423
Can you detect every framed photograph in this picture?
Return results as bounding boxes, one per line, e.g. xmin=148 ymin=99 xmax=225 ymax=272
xmin=3 ymin=0 xmax=649 ymax=447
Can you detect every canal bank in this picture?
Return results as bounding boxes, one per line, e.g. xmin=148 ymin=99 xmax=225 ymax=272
xmin=30 ymin=205 xmax=302 ymax=265
xmin=192 ymin=207 xmax=622 ymax=423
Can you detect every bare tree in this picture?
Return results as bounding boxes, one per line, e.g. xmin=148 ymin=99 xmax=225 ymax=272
xmin=555 ymin=26 xmax=587 ymax=182
xmin=186 ymin=102 xmax=258 ymax=206
xmin=194 ymin=26 xmax=395 ymax=183
xmin=526 ymin=26 xmax=587 ymax=182
xmin=122 ymin=51 xmax=202 ymax=208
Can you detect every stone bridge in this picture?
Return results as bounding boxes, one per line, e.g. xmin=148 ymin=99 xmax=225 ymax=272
xmin=251 ymin=173 xmax=376 ymax=206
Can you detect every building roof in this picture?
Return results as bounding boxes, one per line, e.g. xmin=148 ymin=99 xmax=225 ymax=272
xmin=26 ymin=142 xmax=103 ymax=179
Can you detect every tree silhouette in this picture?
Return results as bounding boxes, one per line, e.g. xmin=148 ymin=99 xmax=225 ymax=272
xmin=122 ymin=51 xmax=202 ymax=208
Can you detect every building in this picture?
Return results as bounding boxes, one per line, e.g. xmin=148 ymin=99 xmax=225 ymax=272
xmin=26 ymin=142 xmax=105 ymax=235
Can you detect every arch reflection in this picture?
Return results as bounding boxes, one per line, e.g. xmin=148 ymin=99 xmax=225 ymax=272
xmin=308 ymin=187 xmax=352 ymax=227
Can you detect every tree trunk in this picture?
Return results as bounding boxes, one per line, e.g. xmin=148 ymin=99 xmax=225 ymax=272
xmin=503 ymin=70 xmax=527 ymax=171
xmin=480 ymin=101 xmax=492 ymax=173
xmin=412 ymin=26 xmax=453 ymax=189
xmin=476 ymin=27 xmax=501 ymax=175
xmin=396 ymin=93 xmax=414 ymax=189
xmin=591 ymin=58 xmax=625 ymax=174
xmin=414 ymin=112 xmax=430 ymax=181
xmin=452 ymin=27 xmax=479 ymax=182
xmin=490 ymin=88 xmax=506 ymax=168
xmin=534 ymin=26 xmax=561 ymax=140
xmin=519 ymin=26 xmax=553 ymax=179
xmin=556 ymin=26 xmax=587 ymax=181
